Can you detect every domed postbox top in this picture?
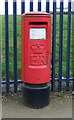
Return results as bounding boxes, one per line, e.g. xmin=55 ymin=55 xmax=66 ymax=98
xmin=22 ymin=12 xmax=51 ymax=18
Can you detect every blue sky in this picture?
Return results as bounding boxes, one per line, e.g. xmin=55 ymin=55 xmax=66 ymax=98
xmin=0 ymin=0 xmax=72 ymax=15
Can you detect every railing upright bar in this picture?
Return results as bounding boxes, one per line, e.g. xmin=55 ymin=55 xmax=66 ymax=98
xmin=5 ymin=1 xmax=10 ymax=94
xmin=13 ymin=0 xmax=17 ymax=93
xmin=66 ymin=1 xmax=71 ymax=91
xmin=46 ymin=0 xmax=50 ymax=13
xmin=30 ymin=0 xmax=33 ymax=11
xmin=58 ymin=1 xmax=63 ymax=91
xmin=21 ymin=0 xmax=25 ymax=14
xmin=38 ymin=0 xmax=41 ymax=11
xmin=51 ymin=1 xmax=56 ymax=92
xmin=0 ymin=15 xmax=2 ymax=94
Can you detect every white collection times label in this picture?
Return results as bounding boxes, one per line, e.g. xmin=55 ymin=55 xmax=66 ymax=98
xmin=30 ymin=28 xmax=46 ymax=40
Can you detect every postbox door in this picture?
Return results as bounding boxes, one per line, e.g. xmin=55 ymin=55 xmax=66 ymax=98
xmin=22 ymin=18 xmax=51 ymax=84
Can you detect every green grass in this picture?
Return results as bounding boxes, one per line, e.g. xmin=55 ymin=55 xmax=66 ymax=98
xmin=2 ymin=14 xmax=73 ymax=81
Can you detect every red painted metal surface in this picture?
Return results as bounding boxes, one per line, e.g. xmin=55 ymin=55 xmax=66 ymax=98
xmin=22 ymin=12 xmax=51 ymax=84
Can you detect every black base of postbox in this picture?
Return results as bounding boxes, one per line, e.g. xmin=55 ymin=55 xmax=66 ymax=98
xmin=22 ymin=83 xmax=50 ymax=108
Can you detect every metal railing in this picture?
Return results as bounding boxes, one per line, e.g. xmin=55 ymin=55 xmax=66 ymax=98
xmin=1 ymin=0 xmax=74 ymax=93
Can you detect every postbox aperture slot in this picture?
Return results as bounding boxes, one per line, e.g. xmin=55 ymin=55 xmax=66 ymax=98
xmin=29 ymin=22 xmax=47 ymax=25
xmin=30 ymin=28 xmax=46 ymax=40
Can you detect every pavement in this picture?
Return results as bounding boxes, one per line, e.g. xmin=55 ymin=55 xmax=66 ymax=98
xmin=2 ymin=91 xmax=72 ymax=118
xmin=0 ymin=95 xmax=2 ymax=120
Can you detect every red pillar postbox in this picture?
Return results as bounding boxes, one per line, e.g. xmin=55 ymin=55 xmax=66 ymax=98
xmin=22 ymin=12 xmax=51 ymax=108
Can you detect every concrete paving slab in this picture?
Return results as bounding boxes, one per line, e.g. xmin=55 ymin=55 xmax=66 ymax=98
xmin=2 ymin=92 xmax=72 ymax=118
xmin=0 ymin=95 xmax=2 ymax=120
